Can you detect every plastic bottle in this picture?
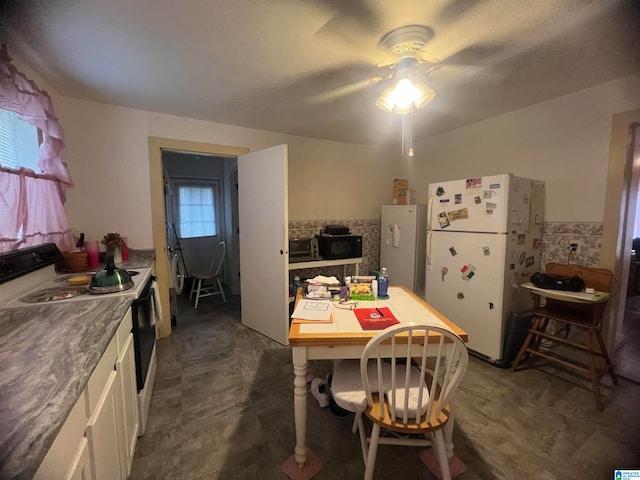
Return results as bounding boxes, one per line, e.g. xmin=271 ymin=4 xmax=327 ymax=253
xmin=372 ymin=279 xmax=378 ymax=298
xmin=378 ymin=267 xmax=389 ymax=298
xmin=293 ymin=276 xmax=301 ymax=293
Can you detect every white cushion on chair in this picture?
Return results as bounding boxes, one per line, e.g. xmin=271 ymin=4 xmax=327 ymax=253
xmin=331 ymin=359 xmax=387 ymax=412
xmin=331 ymin=359 xmax=429 ymax=417
xmin=383 ymin=366 xmax=430 ymax=419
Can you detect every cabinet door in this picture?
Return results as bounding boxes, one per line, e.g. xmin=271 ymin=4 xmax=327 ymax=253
xmin=34 ymin=393 xmax=88 ymax=480
xmin=86 ymin=371 xmax=122 ymax=480
xmin=115 ymin=333 xmax=139 ymax=477
xmin=65 ymin=437 xmax=94 ymax=480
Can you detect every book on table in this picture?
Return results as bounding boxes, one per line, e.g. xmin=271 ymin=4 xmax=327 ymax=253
xmin=353 ymin=307 xmax=399 ymax=330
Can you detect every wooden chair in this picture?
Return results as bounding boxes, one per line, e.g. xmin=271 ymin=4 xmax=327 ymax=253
xmin=331 ymin=324 xmax=469 ymax=480
xmin=511 ymin=263 xmax=618 ymax=410
xmin=189 ymin=241 xmax=227 ymax=308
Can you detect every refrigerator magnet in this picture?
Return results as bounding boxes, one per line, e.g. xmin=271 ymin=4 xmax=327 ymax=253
xmin=454 ymin=193 xmax=462 ymax=204
xmin=447 ymin=208 xmax=469 ymax=222
xmin=460 ymin=264 xmax=476 ymax=280
xmin=489 ymin=183 xmax=500 ymax=189
xmin=436 ymin=186 xmax=445 ymax=196
xmin=525 ymin=256 xmax=535 ymax=267
xmin=517 ymin=234 xmax=526 ymax=245
xmin=441 ymin=266 xmax=448 ymax=281
xmin=449 ymin=246 xmax=457 ymax=256
xmin=482 ymin=246 xmax=491 ymax=256
xmin=483 ymin=190 xmax=492 ymax=199
xmin=518 ymin=251 xmax=526 ymax=265
xmin=466 ymin=178 xmax=481 ymax=189
xmin=438 ymin=212 xmax=450 ymax=229
xmin=474 ymin=196 xmax=482 ymax=204
xmin=533 ymin=238 xmax=541 ymax=249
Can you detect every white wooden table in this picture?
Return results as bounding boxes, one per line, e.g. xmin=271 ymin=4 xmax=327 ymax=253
xmin=283 ymin=286 xmax=468 ymax=479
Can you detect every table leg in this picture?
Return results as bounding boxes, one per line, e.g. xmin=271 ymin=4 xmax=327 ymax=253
xmin=281 ymin=347 xmax=322 ymax=479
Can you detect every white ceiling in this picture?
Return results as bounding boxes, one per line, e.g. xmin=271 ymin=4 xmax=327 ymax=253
xmin=2 ymin=0 xmax=640 ymax=145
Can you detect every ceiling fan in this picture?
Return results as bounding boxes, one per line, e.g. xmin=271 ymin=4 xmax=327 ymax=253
xmin=309 ymin=23 xmax=450 ymax=114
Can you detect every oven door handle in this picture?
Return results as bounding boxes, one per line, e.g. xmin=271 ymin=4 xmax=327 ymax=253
xmin=132 ymin=276 xmax=156 ymax=306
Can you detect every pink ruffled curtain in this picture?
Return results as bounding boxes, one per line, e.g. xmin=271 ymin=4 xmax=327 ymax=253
xmin=0 ymin=45 xmax=75 ymax=253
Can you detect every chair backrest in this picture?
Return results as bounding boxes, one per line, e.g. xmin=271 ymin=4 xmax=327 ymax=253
xmin=545 ymin=262 xmax=613 ymax=293
xmin=209 ymin=241 xmax=226 ymax=274
xmin=360 ymin=324 xmax=469 ymax=426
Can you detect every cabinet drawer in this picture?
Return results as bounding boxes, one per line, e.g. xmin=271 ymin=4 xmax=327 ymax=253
xmin=116 ymin=308 xmax=133 ymax=353
xmin=86 ymin=335 xmax=118 ymax=415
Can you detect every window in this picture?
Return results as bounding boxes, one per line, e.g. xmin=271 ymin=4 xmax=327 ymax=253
xmin=174 ymin=180 xmax=220 ymax=238
xmin=0 ymin=108 xmax=41 ymax=171
xmin=1 ymin=45 xmax=75 ymax=253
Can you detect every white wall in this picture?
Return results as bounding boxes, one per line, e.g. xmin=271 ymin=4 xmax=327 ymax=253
xmin=406 ymin=73 xmax=640 ymax=222
xmin=53 ymin=99 xmax=398 ymax=249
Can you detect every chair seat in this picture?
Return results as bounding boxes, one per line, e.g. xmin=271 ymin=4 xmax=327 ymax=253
xmin=366 ymin=394 xmax=450 ymax=434
xmin=193 ymin=271 xmax=221 ymax=281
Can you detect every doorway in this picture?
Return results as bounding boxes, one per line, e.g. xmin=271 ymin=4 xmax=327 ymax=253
xmin=617 ymin=124 xmax=640 ymax=383
xmin=148 ymin=137 xmax=249 ymax=338
xmin=162 ymin=150 xmax=236 ymax=295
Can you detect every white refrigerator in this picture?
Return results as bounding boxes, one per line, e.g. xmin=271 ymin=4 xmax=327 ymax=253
xmin=425 ymin=173 xmax=545 ymax=362
xmin=380 ymin=204 xmax=427 ymax=297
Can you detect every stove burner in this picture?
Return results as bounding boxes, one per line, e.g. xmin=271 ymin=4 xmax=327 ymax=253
xmin=19 ymin=287 xmax=89 ymax=303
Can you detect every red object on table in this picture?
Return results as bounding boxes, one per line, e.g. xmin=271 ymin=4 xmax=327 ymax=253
xmin=354 ymin=307 xmax=399 ymax=330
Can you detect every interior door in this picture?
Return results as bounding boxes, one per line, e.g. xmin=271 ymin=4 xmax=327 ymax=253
xmin=238 ymin=145 xmax=289 ymax=345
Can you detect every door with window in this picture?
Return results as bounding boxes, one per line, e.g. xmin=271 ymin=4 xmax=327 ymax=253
xmin=170 ymin=178 xmax=223 ymax=277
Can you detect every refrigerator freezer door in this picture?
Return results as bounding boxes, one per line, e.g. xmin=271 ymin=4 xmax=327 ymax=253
xmin=426 ymin=230 xmax=507 ymax=360
xmin=380 ymin=205 xmax=427 ymax=296
xmin=427 ymin=173 xmax=510 ymax=233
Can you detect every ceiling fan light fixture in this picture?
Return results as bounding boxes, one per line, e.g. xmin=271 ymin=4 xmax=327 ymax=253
xmin=375 ymin=73 xmax=434 ymax=114
xmin=375 ymin=87 xmax=396 ymax=112
xmin=413 ymin=83 xmax=435 ymax=109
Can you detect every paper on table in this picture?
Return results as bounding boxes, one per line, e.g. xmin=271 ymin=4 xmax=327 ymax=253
xmin=291 ymin=299 xmax=333 ymax=322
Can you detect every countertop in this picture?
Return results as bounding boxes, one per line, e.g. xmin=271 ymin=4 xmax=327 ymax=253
xmin=0 ymin=249 xmax=155 ymax=480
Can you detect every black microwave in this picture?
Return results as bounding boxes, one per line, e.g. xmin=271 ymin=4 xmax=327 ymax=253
xmin=315 ymin=234 xmax=363 ymax=260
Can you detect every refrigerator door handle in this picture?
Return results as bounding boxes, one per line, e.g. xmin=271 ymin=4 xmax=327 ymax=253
xmin=426 ymin=230 xmax=432 ymax=268
xmin=427 ymin=193 xmax=434 ymax=230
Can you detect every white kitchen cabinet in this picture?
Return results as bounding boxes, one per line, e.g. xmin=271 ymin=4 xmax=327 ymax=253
xmin=86 ymin=370 xmax=121 ymax=479
xmin=34 ymin=392 xmax=91 ymax=480
xmin=65 ymin=437 xmax=93 ymax=480
xmin=34 ymin=307 xmax=140 ymax=480
xmin=115 ymin=309 xmax=139 ymax=477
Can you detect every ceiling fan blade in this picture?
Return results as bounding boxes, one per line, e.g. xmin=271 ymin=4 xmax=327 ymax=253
xmin=307 ymin=76 xmax=386 ymax=105
xmin=422 ymin=0 xmax=614 ymax=65
xmin=313 ymin=16 xmax=387 ymax=66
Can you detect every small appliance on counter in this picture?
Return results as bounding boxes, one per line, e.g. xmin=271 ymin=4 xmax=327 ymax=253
xmin=288 ymin=237 xmax=320 ymax=263
xmin=323 ymin=224 xmax=351 ymax=235
xmin=316 ymin=232 xmax=363 ymax=260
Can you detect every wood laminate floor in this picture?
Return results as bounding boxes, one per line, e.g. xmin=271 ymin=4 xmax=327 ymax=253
xmin=130 ymin=290 xmax=640 ymax=480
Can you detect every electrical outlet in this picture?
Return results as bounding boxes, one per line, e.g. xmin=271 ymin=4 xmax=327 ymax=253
xmin=569 ymin=240 xmax=581 ymax=253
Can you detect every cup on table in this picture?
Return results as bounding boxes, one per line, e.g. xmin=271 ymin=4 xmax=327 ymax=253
xmin=85 ymin=240 xmax=100 ymax=269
